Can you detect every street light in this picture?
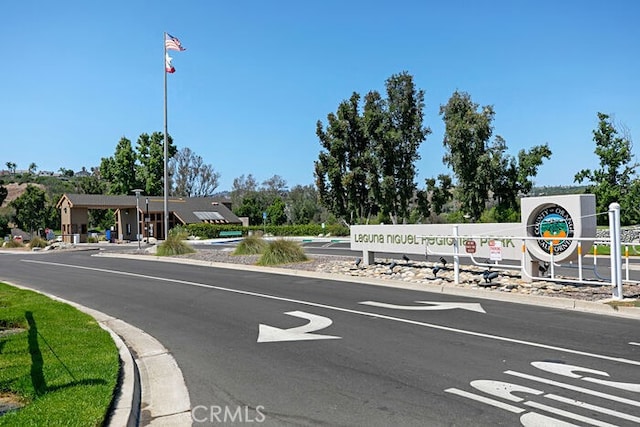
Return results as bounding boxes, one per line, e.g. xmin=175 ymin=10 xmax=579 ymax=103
xmin=132 ymin=189 xmax=144 ymax=250
xmin=145 ymin=197 xmax=149 ymax=242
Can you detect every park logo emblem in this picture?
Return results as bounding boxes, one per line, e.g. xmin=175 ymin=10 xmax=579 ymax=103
xmin=532 ymin=205 xmax=575 ymax=254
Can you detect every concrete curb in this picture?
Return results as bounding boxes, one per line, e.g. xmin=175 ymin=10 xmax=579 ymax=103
xmin=2 ymin=282 xmax=191 ymax=427
xmin=97 ymin=252 xmax=640 ymax=320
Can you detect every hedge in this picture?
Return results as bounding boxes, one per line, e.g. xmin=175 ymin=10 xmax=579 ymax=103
xmin=184 ymin=223 xmax=349 ymax=239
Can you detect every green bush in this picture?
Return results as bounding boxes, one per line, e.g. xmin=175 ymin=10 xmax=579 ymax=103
xmin=156 ymin=227 xmax=195 ymax=256
xmin=257 ymin=239 xmax=308 ymax=266
xmin=3 ymin=239 xmax=24 ymax=248
xmin=28 ymin=236 xmax=48 ymax=249
xmin=184 ymin=223 xmax=350 ymax=240
xmin=233 ymin=235 xmax=267 ymax=255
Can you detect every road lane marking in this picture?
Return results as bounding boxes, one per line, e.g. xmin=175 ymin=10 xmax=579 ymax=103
xmin=444 ymin=388 xmax=525 ymax=413
xmin=21 ymin=259 xmax=640 ymax=366
xmin=257 ymin=311 xmax=341 ymax=343
xmin=520 ymin=412 xmax=578 ymax=427
xmin=360 ymin=301 xmax=486 ymax=313
xmin=504 ymin=371 xmax=640 ymax=408
xmin=545 ymin=394 xmax=640 ymax=424
xmin=631 ymin=342 xmax=640 ymax=346
xmin=532 ymin=361 xmax=640 ymax=393
xmin=523 ymin=400 xmax=617 ymax=427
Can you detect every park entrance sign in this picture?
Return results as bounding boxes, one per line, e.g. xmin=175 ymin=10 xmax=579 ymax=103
xmin=351 ymin=194 xmax=596 ymax=279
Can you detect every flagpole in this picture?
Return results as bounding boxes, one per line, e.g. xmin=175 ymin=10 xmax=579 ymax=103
xmin=163 ymin=32 xmax=169 ymax=239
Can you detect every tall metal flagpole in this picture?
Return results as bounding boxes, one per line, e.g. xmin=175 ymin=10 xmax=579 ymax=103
xmin=163 ymin=32 xmax=169 ymax=239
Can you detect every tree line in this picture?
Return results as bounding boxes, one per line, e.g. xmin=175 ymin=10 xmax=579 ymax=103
xmin=315 ymin=72 xmax=638 ymax=226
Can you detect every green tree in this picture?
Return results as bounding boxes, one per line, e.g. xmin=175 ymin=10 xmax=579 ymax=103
xmin=0 ymin=184 xmax=7 ymax=206
xmin=137 ymin=132 xmax=175 ymax=196
xmin=100 ymin=137 xmax=138 ymax=195
xmin=59 ymin=167 xmax=74 ymax=177
xmin=234 ymin=192 xmax=264 ymax=225
xmin=315 ymin=72 xmax=430 ymax=225
xmin=266 ymin=197 xmax=287 ymax=225
xmin=575 ymin=112 xmax=638 ymax=225
xmin=488 ymin=136 xmax=551 ymax=214
xmin=374 ymin=71 xmax=431 ymax=224
xmin=231 ymin=174 xmax=259 ymax=212
xmin=0 ymin=213 xmax=9 ymax=237
xmin=315 ymin=92 xmax=367 ymax=223
xmin=11 ymin=185 xmax=48 ymax=235
xmin=417 ymin=174 xmax=454 ymax=220
xmin=440 ymin=91 xmax=494 ymax=221
xmin=5 ymin=162 xmax=17 ymax=174
xmin=286 ymin=184 xmax=322 ymax=224
xmin=28 ymin=162 xmax=38 ymax=175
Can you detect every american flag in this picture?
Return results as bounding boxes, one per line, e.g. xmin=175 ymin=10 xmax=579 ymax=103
xmin=165 ymin=33 xmax=185 ymax=51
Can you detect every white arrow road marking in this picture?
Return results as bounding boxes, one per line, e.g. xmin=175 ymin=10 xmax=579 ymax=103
xmin=469 ymin=380 xmax=542 ymax=402
xmin=360 ymin=301 xmax=486 ymax=313
xmin=532 ymin=361 xmax=609 ymax=379
xmin=257 ymin=311 xmax=341 ymax=343
xmin=533 ymin=361 xmax=640 ymax=393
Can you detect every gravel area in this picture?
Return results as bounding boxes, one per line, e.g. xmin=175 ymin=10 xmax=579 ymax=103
xmin=171 ymin=248 xmax=640 ymax=303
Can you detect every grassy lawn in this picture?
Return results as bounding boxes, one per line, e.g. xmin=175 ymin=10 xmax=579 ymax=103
xmin=588 ymin=244 xmax=640 ymax=256
xmin=0 ymin=283 xmax=119 ymax=426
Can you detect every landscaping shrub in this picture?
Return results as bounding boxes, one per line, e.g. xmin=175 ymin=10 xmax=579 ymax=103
xmin=3 ymin=239 xmax=24 ymax=248
xmin=233 ymin=235 xmax=267 ymax=255
xmin=28 ymin=236 xmax=48 ymax=249
xmin=257 ymin=239 xmax=308 ymax=266
xmin=184 ymin=223 xmax=350 ymax=240
xmin=156 ymin=227 xmax=195 ymax=256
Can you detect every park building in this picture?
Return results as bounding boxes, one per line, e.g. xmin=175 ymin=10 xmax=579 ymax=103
xmin=56 ymin=194 xmax=242 ymax=243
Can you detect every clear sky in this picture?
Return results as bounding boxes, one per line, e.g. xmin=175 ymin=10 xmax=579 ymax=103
xmin=3 ymin=1 xmax=639 ymax=192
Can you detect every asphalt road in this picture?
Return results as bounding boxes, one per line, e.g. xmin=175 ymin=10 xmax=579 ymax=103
xmin=1 ymin=250 xmax=639 ymax=426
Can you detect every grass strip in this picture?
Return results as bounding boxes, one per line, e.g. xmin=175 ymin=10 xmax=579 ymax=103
xmin=0 ymin=283 xmax=119 ymax=426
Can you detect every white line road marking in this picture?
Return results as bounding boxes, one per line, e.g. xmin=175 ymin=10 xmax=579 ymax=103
xmin=257 ymin=311 xmax=341 ymax=343
xmin=444 ymin=388 xmax=525 ymax=413
xmin=545 ymin=393 xmax=640 ymax=424
xmin=523 ymin=400 xmax=618 ymax=427
xmin=504 ymin=371 xmax=640 ymax=408
xmin=520 ymin=412 xmax=579 ymax=427
xmin=630 ymin=342 xmax=640 ymax=346
xmin=533 ymin=361 xmax=640 ymax=393
xmin=21 ymin=259 xmax=640 ymax=366
xmin=360 ymin=300 xmax=486 ymax=313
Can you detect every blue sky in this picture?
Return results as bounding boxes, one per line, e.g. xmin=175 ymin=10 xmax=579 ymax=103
xmin=3 ymin=1 xmax=639 ymax=192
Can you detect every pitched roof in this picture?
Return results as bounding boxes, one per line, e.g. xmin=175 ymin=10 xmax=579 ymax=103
xmin=56 ymin=194 xmax=242 ymax=225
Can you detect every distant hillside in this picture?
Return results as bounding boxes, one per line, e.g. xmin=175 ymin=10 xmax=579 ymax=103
xmin=0 ymin=183 xmax=46 ymax=208
xmin=530 ymin=185 xmax=588 ymax=196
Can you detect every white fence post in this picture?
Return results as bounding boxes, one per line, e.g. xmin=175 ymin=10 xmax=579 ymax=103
xmin=609 ymin=202 xmax=623 ymax=299
xmin=453 ymin=225 xmax=460 ymax=284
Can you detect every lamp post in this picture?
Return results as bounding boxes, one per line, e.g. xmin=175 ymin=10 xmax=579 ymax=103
xmin=132 ymin=189 xmax=143 ymax=250
xmin=145 ymin=197 xmax=149 ymax=242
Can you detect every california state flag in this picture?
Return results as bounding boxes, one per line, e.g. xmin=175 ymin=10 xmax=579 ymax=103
xmin=165 ymin=53 xmax=175 ymax=73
